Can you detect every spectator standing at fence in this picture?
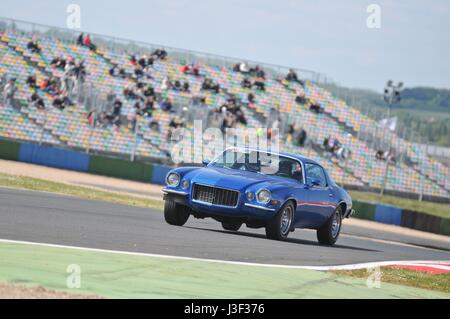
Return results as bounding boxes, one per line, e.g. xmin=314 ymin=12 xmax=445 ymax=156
xmin=27 ymin=36 xmax=41 ymax=53
xmin=77 ymin=33 xmax=84 ymax=46
xmin=3 ymin=78 xmax=17 ymax=107
xmin=286 ymin=69 xmax=304 ymax=86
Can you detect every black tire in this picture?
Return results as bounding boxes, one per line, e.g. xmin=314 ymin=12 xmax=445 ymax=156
xmin=265 ymin=201 xmax=295 ymax=240
xmin=221 ymin=221 xmax=242 ymax=231
xmin=317 ymin=206 xmax=342 ymax=246
xmin=164 ymin=199 xmax=190 ymax=226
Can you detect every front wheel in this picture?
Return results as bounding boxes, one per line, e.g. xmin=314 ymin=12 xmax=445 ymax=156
xmin=317 ymin=206 xmax=342 ymax=246
xmin=265 ymin=201 xmax=294 ymax=240
xmin=164 ymin=199 xmax=190 ymax=226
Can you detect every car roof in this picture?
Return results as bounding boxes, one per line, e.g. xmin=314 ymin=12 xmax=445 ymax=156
xmin=230 ymin=147 xmax=322 ymax=167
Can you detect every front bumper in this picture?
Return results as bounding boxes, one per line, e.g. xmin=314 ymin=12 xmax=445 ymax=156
xmin=162 ymin=188 xmax=278 ymax=220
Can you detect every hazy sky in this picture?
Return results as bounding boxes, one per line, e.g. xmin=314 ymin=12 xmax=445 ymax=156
xmin=1 ymin=0 xmax=449 ymax=91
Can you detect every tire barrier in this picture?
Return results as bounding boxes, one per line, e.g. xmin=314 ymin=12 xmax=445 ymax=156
xmin=0 ymin=139 xmax=20 ymax=161
xmin=353 ymin=199 xmax=449 ymax=236
xmin=18 ymin=143 xmax=90 ymax=172
xmin=88 ymin=155 xmax=152 ymax=182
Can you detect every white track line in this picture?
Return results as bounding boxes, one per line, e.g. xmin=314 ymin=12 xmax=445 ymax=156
xmin=1 ymin=238 xmax=449 ymax=271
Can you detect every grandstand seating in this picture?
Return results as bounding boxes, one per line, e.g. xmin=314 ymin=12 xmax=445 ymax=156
xmin=0 ymin=28 xmax=448 ymax=198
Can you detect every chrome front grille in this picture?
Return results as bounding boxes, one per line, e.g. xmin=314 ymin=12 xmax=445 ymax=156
xmin=192 ymin=184 xmax=239 ymax=207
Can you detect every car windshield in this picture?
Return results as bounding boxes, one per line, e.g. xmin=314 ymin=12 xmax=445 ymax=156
xmin=209 ymin=149 xmax=304 ymax=183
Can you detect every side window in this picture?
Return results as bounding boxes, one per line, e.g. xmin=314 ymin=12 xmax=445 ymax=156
xmin=305 ymin=163 xmax=327 ymax=187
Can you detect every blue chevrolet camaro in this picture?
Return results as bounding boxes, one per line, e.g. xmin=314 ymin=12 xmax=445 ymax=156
xmin=162 ymin=148 xmax=354 ymax=245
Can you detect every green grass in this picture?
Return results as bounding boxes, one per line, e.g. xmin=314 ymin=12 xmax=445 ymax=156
xmin=350 ymin=190 xmax=450 ymax=219
xmin=334 ymin=268 xmax=450 ymax=294
xmin=0 ymin=173 xmax=163 ymax=210
xmin=1 ymin=242 xmax=449 ymax=298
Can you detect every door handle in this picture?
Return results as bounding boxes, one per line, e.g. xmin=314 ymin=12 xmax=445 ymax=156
xmin=329 ymin=193 xmax=334 ymax=197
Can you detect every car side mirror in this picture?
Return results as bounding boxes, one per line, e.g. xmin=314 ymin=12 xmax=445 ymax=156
xmin=202 ymin=159 xmax=210 ymax=166
xmin=309 ymin=178 xmax=321 ymax=187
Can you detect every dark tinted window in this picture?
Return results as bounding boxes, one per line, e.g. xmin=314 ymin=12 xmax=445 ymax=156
xmin=305 ymin=163 xmax=327 ymax=187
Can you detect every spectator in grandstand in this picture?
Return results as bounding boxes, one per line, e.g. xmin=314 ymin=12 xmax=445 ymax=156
xmin=44 ymin=76 xmax=60 ymax=96
xmin=251 ymin=65 xmax=265 ymax=79
xmin=167 ymin=116 xmax=184 ymax=140
xmin=247 ymin=92 xmax=256 ymax=109
xmin=376 ymin=149 xmax=396 ymax=163
xmin=241 ymin=77 xmax=252 ymax=89
xmin=288 ymin=124 xmax=307 ymax=147
xmin=335 ymin=146 xmax=351 ymax=160
xmin=138 ymin=55 xmax=148 ymax=68
xmin=97 ymin=111 xmax=109 ymax=127
xmin=192 ymin=95 xmax=208 ymax=108
xmin=76 ymin=33 xmax=84 ymax=46
xmin=295 ymin=91 xmax=307 ymax=104
xmin=180 ymin=63 xmax=201 ymax=76
xmin=323 ymin=136 xmax=340 ymax=154
xmin=173 ymin=80 xmax=182 ymax=91
xmin=134 ymin=65 xmax=144 ymax=79
xmin=233 ymin=62 xmax=250 ymax=74
xmin=119 ymin=67 xmax=127 ymax=79
xmin=50 ymin=56 xmax=67 ymax=70
xmin=29 ymin=92 xmax=45 ymax=110
xmin=129 ymin=54 xmax=137 ymax=66
xmin=159 ymin=97 xmax=173 ymax=112
xmin=296 ymin=128 xmax=307 ymax=147
xmin=123 ymin=85 xmax=137 ymax=99
xmin=253 ymin=76 xmax=265 ymax=91
xmin=83 ymin=34 xmax=96 ymax=51
xmin=112 ymin=98 xmax=122 ymax=116
xmin=26 ymin=36 xmax=41 ymax=53
xmin=149 ymin=118 xmax=160 ymax=131
xmin=109 ymin=113 xmax=121 ymax=129
xmin=87 ymin=111 xmax=95 ymax=126
xmin=309 ymin=101 xmax=323 ymax=114
xmin=52 ymin=95 xmax=65 ymax=110
xmin=202 ymin=78 xmax=220 ymax=93
xmin=142 ymin=96 xmax=155 ymax=116
xmin=161 ymin=76 xmax=172 ymax=91
xmin=73 ymin=60 xmax=87 ymax=82
xmin=152 ymin=48 xmax=167 ymax=60
xmin=109 ymin=64 xmax=119 ymax=77
xmin=285 ymin=69 xmax=304 ymax=86
xmin=26 ymin=74 xmax=38 ymax=89
xmin=143 ymin=84 xmax=155 ymax=97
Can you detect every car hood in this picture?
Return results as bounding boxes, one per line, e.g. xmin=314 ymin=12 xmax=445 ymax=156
xmin=183 ymin=166 xmax=298 ymax=191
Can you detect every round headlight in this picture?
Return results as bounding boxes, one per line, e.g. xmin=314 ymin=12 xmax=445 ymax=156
xmin=246 ymin=192 xmax=255 ymax=201
xmin=166 ymin=173 xmax=180 ymax=187
xmin=181 ymin=180 xmax=189 ymax=189
xmin=256 ymin=189 xmax=271 ymax=204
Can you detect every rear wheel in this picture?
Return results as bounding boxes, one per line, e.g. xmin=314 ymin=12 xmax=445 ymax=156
xmin=221 ymin=221 xmax=242 ymax=231
xmin=164 ymin=198 xmax=190 ymax=226
xmin=317 ymin=206 xmax=342 ymax=246
xmin=265 ymin=201 xmax=294 ymax=240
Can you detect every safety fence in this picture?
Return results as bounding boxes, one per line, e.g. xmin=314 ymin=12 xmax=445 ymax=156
xmin=352 ymin=200 xmax=449 ymax=236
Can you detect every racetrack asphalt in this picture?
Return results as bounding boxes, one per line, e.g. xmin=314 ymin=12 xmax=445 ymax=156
xmin=0 ymin=187 xmax=449 ymax=266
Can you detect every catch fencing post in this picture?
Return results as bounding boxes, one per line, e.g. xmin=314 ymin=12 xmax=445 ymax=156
xmin=39 ymin=110 xmax=47 ymax=145
xmin=130 ymin=116 xmax=139 ymax=162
